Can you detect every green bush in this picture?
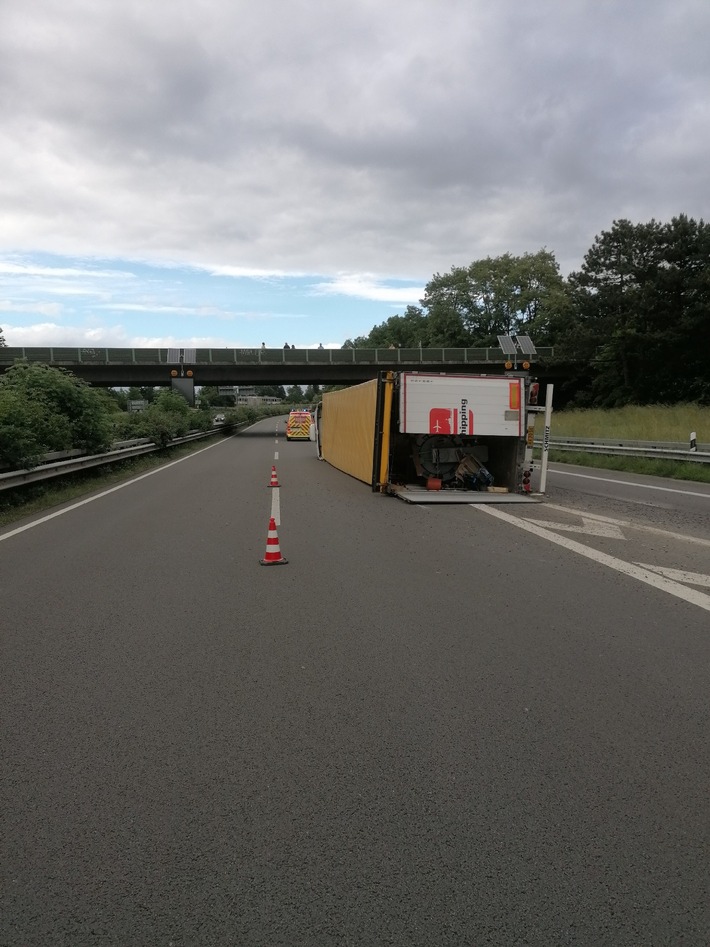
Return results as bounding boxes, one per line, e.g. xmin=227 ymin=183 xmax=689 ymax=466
xmin=0 ymin=362 xmax=113 ymax=468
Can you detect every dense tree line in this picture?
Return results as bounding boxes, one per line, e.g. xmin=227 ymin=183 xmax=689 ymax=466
xmin=345 ymin=215 xmax=710 ymax=407
xmin=0 ymin=363 xmax=283 ymax=469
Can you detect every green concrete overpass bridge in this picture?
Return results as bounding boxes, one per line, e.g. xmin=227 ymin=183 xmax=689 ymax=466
xmin=0 ymin=344 xmax=558 ymax=388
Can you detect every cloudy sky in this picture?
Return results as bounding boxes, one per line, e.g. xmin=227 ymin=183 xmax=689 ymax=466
xmin=1 ymin=0 xmax=708 ymax=349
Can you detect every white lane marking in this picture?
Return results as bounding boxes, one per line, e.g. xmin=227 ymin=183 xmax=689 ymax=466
xmin=544 ymin=503 xmax=630 ymax=526
xmin=0 ymin=436 xmax=230 ymax=544
xmin=271 ymin=486 xmax=280 ymax=525
xmin=544 ymin=502 xmax=710 ymax=548
xmin=635 ymin=564 xmax=710 ymax=589
xmin=550 ymin=468 xmax=710 ymax=499
xmin=473 ymin=505 xmax=710 ymax=614
xmin=525 ymin=516 xmax=625 ymax=539
xmin=274 ymin=451 xmax=279 ymax=461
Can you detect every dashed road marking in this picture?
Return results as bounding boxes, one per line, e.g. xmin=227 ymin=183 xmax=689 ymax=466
xmin=270 ymin=486 xmax=280 ymax=526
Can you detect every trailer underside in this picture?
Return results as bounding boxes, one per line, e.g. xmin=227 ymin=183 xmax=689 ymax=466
xmin=388 ymin=485 xmax=541 ymax=504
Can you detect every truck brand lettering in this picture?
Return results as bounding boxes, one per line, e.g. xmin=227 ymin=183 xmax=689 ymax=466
xmin=460 ymin=398 xmax=468 ymax=434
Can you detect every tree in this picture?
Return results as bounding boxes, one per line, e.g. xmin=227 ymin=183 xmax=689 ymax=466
xmin=350 ymin=251 xmax=570 ymax=352
xmin=98 ymin=388 xmax=128 ymax=412
xmin=198 ymin=385 xmax=234 ymax=408
xmin=421 ymin=250 xmax=568 ymax=347
xmin=349 ymin=306 xmax=429 ymax=348
xmin=566 ymin=216 xmax=710 ymax=405
xmin=154 ymin=388 xmax=190 ymax=415
xmin=0 ymin=362 xmax=113 ymax=467
xmin=0 ymin=327 xmax=6 ymax=346
xmin=303 ymin=383 xmax=321 ymax=402
xmin=284 ymin=385 xmax=304 ymax=403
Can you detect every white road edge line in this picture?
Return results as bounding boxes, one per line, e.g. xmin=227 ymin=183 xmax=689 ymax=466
xmin=550 ymin=468 xmax=710 ymax=499
xmin=0 ymin=436 xmax=231 ymax=544
xmin=473 ymin=505 xmax=710 ymax=614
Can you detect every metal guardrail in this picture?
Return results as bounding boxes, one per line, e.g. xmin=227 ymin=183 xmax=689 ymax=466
xmin=0 ymin=426 xmax=242 ymax=492
xmin=538 ymin=436 xmax=710 ymax=464
xmin=4 ymin=429 xmax=706 ymax=494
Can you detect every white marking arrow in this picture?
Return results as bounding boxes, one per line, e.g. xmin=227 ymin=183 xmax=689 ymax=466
xmin=524 ymin=517 xmax=626 ymax=539
xmin=635 ymin=564 xmax=710 ymax=589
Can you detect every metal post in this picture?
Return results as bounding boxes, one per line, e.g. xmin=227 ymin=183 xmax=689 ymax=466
xmin=539 ymin=383 xmax=554 ymax=494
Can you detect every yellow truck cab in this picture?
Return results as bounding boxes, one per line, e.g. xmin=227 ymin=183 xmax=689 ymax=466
xmin=285 ymin=410 xmax=312 ymax=441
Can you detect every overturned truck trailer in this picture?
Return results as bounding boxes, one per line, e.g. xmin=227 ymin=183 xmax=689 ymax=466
xmin=317 ymin=371 xmax=549 ymax=503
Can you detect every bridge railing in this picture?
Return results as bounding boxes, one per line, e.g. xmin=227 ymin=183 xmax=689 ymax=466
xmin=0 ymin=345 xmax=555 ymax=366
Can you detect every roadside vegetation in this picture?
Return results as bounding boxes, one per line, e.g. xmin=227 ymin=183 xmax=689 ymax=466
xmin=549 ymin=403 xmax=709 ymax=443
xmin=347 ymin=214 xmax=710 ymax=410
xmin=0 ymin=362 xmax=288 ymax=526
xmin=543 ymin=403 xmax=710 ymax=483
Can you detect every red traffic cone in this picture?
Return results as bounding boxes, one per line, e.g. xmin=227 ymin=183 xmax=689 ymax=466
xmin=267 ymin=465 xmax=280 ymax=488
xmin=259 ymin=517 xmax=288 ymax=566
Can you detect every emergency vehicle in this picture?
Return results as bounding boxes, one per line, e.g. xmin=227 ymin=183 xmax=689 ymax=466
xmin=285 ymin=410 xmax=312 ymax=441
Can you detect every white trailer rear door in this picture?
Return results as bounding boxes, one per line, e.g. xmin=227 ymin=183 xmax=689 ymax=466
xmin=399 ymin=373 xmax=522 ymax=437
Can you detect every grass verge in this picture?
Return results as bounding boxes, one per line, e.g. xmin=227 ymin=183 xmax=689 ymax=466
xmin=547 ymin=450 xmax=710 ymax=484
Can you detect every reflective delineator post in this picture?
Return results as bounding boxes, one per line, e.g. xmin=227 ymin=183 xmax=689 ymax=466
xmin=267 ymin=465 xmax=280 ymax=487
xmin=259 ymin=516 xmax=288 ymax=565
xmin=539 ymin=383 xmax=554 ymax=495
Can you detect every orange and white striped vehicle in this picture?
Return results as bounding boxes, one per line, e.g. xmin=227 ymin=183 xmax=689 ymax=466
xmin=285 ymin=410 xmax=312 ymax=441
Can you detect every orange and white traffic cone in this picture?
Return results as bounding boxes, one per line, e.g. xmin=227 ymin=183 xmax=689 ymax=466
xmin=259 ymin=517 xmax=288 ymax=565
xmin=267 ymin=465 xmax=280 ymax=487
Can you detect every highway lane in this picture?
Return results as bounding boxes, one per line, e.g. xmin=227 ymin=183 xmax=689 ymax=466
xmin=2 ymin=419 xmax=709 ymax=946
xmin=545 ymin=461 xmax=710 ymax=539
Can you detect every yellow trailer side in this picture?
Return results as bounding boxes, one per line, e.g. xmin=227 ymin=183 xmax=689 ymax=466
xmin=321 ymin=379 xmax=379 ymax=485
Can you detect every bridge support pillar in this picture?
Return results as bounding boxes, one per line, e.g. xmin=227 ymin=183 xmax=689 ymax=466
xmin=171 ymin=376 xmax=195 ymax=406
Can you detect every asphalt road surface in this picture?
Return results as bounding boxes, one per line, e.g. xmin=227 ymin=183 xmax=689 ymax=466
xmin=2 ymin=420 xmax=709 ymax=946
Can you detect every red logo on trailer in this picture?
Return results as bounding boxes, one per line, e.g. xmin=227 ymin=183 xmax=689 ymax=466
xmin=429 ymin=407 xmax=455 ymax=433
xmin=428 ymin=407 xmax=474 ymax=434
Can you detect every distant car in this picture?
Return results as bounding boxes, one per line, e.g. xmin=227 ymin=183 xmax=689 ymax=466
xmin=214 ymin=414 xmax=225 ymax=424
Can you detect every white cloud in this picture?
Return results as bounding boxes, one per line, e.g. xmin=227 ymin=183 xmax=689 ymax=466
xmin=0 ymin=262 xmax=133 ymax=279
xmin=0 ymin=0 xmax=708 ymax=342
xmin=205 ymin=265 xmax=309 ymax=280
xmin=1 ymin=322 xmax=131 ymax=347
xmin=0 ymin=300 xmax=63 ymax=316
xmin=312 ymin=274 xmax=425 ymax=304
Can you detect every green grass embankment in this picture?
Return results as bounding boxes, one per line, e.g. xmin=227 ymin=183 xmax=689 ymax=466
xmin=544 ymin=403 xmax=710 ymax=483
